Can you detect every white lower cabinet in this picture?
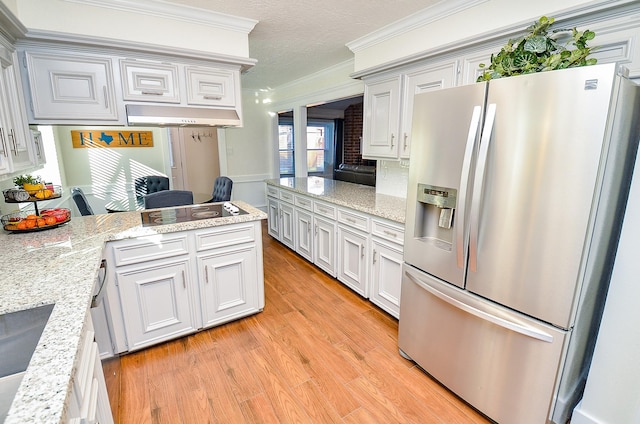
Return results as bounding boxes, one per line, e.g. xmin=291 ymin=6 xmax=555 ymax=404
xmin=266 ymin=195 xmax=295 ymax=249
xmin=294 ymin=208 xmax=313 ymax=262
xmin=370 ymin=238 xmax=403 ymax=318
xmin=198 ymin=244 xmax=261 ymax=328
xmin=314 ymin=215 xmax=337 ymax=277
xmin=66 ymin=316 xmax=114 ymax=424
xmin=116 ymin=258 xmax=197 ymax=352
xmin=337 ymin=225 xmax=369 ymax=297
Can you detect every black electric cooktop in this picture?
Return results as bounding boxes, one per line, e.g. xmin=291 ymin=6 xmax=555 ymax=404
xmin=140 ymin=203 xmax=248 ymax=227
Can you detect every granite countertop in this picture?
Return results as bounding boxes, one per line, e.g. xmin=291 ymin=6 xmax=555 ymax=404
xmin=265 ymin=177 xmax=407 ymax=224
xmin=0 ymin=200 xmax=266 ymax=424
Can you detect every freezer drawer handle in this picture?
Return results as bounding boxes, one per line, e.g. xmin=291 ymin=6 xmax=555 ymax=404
xmin=405 ymin=270 xmax=554 ymax=343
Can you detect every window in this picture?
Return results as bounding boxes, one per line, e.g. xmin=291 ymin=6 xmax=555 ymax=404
xmin=307 ymin=121 xmax=334 ymax=177
xmin=278 ymin=122 xmax=294 ymax=177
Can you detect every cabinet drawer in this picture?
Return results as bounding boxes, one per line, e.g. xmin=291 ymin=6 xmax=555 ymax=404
xmin=294 ymin=194 xmax=313 ymax=211
xmin=266 ymin=185 xmax=279 ymax=198
xmin=195 ymin=223 xmax=256 ymax=251
xmin=371 ymin=219 xmax=404 ymax=245
xmin=279 ymin=189 xmax=294 ymax=203
xmin=314 ymin=201 xmax=337 ymax=219
xmin=185 ymin=65 xmax=236 ymax=107
xmin=120 ymin=59 xmax=180 ymax=103
xmin=337 ymin=208 xmax=370 ymax=232
xmin=110 ymin=234 xmax=189 ymax=266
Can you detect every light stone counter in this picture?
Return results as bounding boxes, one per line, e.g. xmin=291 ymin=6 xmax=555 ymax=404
xmin=265 ymin=177 xmax=407 ymax=223
xmin=0 ymin=201 xmax=266 ymax=424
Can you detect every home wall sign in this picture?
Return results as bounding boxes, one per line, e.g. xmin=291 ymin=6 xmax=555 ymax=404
xmin=71 ymin=130 xmax=154 ymax=148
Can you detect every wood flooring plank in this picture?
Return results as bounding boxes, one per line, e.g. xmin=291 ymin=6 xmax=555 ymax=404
xmin=266 ymin=323 xmax=361 ymax=418
xmin=147 ymin=372 xmax=184 ymax=424
xmin=102 ymin=357 xmax=121 ymax=423
xmin=119 ymin=350 xmax=153 ymax=424
xmin=246 ymin=346 xmax=314 ymax=423
xmin=198 ymin=352 xmax=249 ymax=423
xmin=346 ymin=376 xmax=410 ymax=424
xmin=291 ymin=380 xmax=344 ymax=424
xmin=342 ymin=407 xmax=380 ymax=424
xmin=239 ymin=393 xmax=281 ymax=424
xmin=211 ymin=346 xmax=265 ymax=403
xmin=337 ymin=343 xmax=446 ymax=424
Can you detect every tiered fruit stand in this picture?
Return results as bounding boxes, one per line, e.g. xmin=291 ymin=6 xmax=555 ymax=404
xmin=2 ymin=185 xmax=71 ymax=232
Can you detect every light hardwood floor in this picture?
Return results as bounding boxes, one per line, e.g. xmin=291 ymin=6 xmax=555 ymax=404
xmin=103 ymin=221 xmax=491 ymax=423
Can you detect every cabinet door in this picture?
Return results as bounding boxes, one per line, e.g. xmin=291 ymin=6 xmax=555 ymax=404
xmin=185 ymin=65 xmax=237 ymax=107
xmin=362 ymin=75 xmax=401 ymax=159
xmin=24 ymin=51 xmax=119 ymax=121
xmin=314 ymin=215 xmax=336 ymax=277
xmin=295 ymin=208 xmax=313 ymax=262
xmin=198 ymin=244 xmax=260 ymax=328
xmin=0 ymin=72 xmax=14 ymax=174
xmin=279 ymin=201 xmax=296 ymax=250
xmin=1 ymin=64 xmax=35 ymax=171
xmin=461 ymin=46 xmax=498 ymax=86
xmin=116 ymin=258 xmax=196 ymax=351
xmin=120 ymin=59 xmax=180 ymax=103
xmin=400 ymin=61 xmax=458 ymax=158
xmin=267 ymin=196 xmax=280 ymax=240
xmin=370 ymin=238 xmax=403 ymax=318
xmin=337 ymin=225 xmax=369 ymax=297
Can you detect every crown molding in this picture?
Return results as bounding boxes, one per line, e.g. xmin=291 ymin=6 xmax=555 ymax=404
xmin=350 ymin=0 xmax=640 ymax=79
xmin=346 ymin=0 xmax=488 ymax=53
xmin=63 ymin=0 xmax=258 ymax=33
xmin=0 ymin=2 xmax=27 ymax=43
xmin=18 ymin=29 xmax=257 ymax=71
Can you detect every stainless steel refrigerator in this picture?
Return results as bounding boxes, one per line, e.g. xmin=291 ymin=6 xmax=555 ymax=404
xmin=399 ymin=63 xmax=640 ymax=424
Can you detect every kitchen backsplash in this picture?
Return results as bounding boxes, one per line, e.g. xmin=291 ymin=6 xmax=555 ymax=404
xmin=375 ymin=160 xmax=409 ymax=198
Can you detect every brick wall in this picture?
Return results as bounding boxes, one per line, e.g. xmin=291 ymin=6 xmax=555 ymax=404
xmin=343 ymin=102 xmax=372 ymax=166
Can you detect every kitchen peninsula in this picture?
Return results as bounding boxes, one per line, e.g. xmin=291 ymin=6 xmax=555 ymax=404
xmin=0 ymin=201 xmax=266 ymax=423
xmin=265 ymin=177 xmax=406 ymax=318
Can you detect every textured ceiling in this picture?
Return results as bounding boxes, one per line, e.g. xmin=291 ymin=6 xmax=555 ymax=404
xmin=158 ymin=0 xmax=440 ymax=90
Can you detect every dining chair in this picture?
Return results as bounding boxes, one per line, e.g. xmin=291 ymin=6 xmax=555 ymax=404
xmin=206 ymin=176 xmax=233 ymax=202
xmin=143 ymin=190 xmax=194 ymax=209
xmin=135 ymin=175 xmax=170 ymax=197
xmin=71 ymin=187 xmax=94 ymax=216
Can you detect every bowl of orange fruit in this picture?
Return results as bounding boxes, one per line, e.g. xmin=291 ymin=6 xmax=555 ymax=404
xmin=2 ymin=208 xmax=71 ymax=232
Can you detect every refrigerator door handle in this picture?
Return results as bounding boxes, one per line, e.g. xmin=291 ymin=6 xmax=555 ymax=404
xmin=405 ymin=270 xmax=554 ymax=343
xmin=469 ymin=103 xmax=497 ymax=272
xmin=457 ymin=105 xmax=482 ymax=269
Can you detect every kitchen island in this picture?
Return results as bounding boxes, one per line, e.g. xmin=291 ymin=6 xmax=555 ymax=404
xmin=0 ymin=201 xmax=266 ymax=423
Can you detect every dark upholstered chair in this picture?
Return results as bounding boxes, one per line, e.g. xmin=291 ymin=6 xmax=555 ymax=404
xmin=71 ymin=187 xmax=94 ymax=216
xmin=144 ymin=190 xmax=194 ymax=209
xmin=135 ymin=175 xmax=169 ymax=197
xmin=206 ymin=176 xmax=233 ymax=203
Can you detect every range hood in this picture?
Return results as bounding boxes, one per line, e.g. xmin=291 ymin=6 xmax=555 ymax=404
xmin=126 ymin=104 xmax=241 ymax=127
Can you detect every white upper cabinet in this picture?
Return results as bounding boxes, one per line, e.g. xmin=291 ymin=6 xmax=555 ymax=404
xmin=18 ymin=45 xmax=245 ymax=126
xmin=23 ymin=51 xmax=120 ymax=122
xmin=0 ymin=51 xmax=40 ymax=175
xmin=185 ymin=65 xmax=238 ymax=107
xmin=399 ymin=61 xmax=459 ymax=158
xmin=362 ymin=75 xmax=401 ymax=159
xmin=120 ymin=59 xmax=180 ymax=103
xmin=362 ymin=60 xmax=458 ymax=160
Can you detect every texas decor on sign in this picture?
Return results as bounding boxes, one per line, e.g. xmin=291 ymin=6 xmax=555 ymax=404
xmin=71 ymin=130 xmax=154 ymax=148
